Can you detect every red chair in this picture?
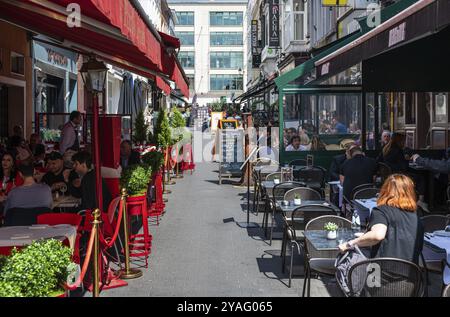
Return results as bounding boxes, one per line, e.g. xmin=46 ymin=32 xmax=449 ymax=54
xmin=37 ymin=213 xmax=83 ymax=264
xmin=104 ymin=178 xmax=120 ymax=199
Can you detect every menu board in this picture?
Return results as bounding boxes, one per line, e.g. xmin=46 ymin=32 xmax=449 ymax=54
xmin=219 ymin=130 xmax=245 ymax=164
xmin=219 ymin=119 xmax=238 ymax=130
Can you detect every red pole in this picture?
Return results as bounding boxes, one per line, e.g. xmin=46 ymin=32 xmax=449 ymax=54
xmin=92 ymin=93 xmax=103 ymax=212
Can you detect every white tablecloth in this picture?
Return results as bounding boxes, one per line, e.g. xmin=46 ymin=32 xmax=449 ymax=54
xmin=0 ymin=225 xmax=77 ymax=250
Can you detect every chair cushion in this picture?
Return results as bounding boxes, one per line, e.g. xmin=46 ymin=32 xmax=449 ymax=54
xmin=309 ymin=258 xmax=336 ymax=275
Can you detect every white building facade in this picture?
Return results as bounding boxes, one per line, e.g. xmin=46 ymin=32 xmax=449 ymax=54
xmin=168 ymin=0 xmax=248 ymax=107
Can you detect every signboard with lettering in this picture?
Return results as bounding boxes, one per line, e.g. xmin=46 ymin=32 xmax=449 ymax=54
xmin=251 ymin=20 xmax=261 ymax=68
xmin=388 ymin=22 xmax=406 ymax=48
xmin=219 ymin=129 xmax=245 ymax=164
xmin=219 ymin=119 xmax=239 ymax=130
xmin=269 ymin=0 xmax=280 ymax=47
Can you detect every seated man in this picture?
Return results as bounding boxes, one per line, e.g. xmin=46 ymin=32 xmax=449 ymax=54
xmin=286 ymin=136 xmax=309 ymax=152
xmin=4 ymin=164 xmax=52 ymax=215
xmin=42 ymin=151 xmax=80 ymax=196
xmin=340 ymin=146 xmax=377 ymax=201
xmin=72 ymin=151 xmax=112 ymax=211
xmin=120 ymin=140 xmax=141 ymax=169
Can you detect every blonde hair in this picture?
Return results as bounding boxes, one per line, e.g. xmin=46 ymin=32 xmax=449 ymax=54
xmin=377 ymin=174 xmax=417 ymax=212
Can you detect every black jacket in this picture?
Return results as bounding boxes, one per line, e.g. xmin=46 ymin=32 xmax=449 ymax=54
xmin=329 ymin=154 xmax=346 ymax=181
xmin=79 ymin=170 xmax=112 ymax=211
xmin=381 ymin=145 xmax=409 ymax=173
xmin=416 ymin=157 xmax=450 ymax=174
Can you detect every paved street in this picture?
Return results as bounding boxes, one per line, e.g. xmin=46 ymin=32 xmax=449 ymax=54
xmin=104 ymin=163 xmax=336 ymax=297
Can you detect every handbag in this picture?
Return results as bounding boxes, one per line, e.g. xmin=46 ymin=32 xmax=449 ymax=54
xmin=335 ymin=245 xmax=368 ymax=297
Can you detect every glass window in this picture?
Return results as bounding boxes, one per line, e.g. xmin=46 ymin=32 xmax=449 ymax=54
xmin=283 ymin=0 xmax=307 ymax=48
xmin=210 ymin=75 xmax=243 ymax=91
xmin=177 ymin=32 xmax=195 ymax=46
xmin=210 ymin=12 xmax=243 ymax=26
xmin=176 ymin=12 xmax=194 ymax=26
xmin=283 ymin=92 xmax=361 ymax=152
xmin=210 ymin=32 xmax=243 ymax=46
xmin=432 ymin=92 xmax=448 ymax=123
xmin=210 ymin=52 xmax=243 ymax=69
xmin=187 ymin=75 xmax=195 ymax=91
xmin=178 ymin=51 xmax=195 ymax=69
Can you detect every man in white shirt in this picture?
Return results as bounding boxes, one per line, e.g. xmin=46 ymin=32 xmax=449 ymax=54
xmin=60 ymin=111 xmax=82 ymax=154
xmin=286 ymin=136 xmax=305 ymax=151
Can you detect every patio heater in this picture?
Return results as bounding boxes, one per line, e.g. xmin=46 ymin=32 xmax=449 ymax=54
xmin=80 ymin=56 xmax=108 ymax=212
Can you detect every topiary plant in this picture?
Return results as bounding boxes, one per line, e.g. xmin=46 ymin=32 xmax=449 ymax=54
xmin=0 ymin=239 xmax=73 ymax=297
xmin=133 ymin=109 xmax=149 ymax=145
xmin=120 ymin=164 xmax=152 ymax=197
xmin=142 ymin=151 xmax=165 ymax=174
xmin=153 ymin=109 xmax=171 ymax=150
xmin=170 ymin=108 xmax=186 ymax=129
xmin=0 ymin=280 xmax=23 ymax=297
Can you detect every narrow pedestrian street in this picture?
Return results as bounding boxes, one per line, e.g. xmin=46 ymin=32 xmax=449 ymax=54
xmin=105 ymin=163 xmax=336 ymax=297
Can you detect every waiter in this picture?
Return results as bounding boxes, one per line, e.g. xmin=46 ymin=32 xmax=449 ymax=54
xmin=60 ymin=111 xmax=82 ymax=154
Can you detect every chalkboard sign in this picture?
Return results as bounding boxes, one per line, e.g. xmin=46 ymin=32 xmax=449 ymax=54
xmin=219 ymin=119 xmax=238 ymax=130
xmin=218 ymin=129 xmax=245 ymax=184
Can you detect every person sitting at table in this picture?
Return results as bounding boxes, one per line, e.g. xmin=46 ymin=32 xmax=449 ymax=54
xmin=42 ymin=151 xmax=80 ymax=196
xmin=378 ymin=132 xmax=409 ymax=173
xmin=286 ymin=136 xmax=308 ymax=152
xmin=340 ymin=146 xmax=377 ymax=201
xmin=28 ymin=133 xmax=42 ymax=155
xmin=33 ymin=144 xmax=46 ymax=170
xmin=411 ymin=152 xmax=450 ymax=174
xmin=7 ymin=135 xmax=33 ymax=166
xmin=0 ymin=152 xmax=24 ymax=198
xmin=71 ymin=151 xmax=112 ymax=211
xmin=381 ymin=130 xmax=391 ymax=147
xmin=339 ymin=174 xmax=424 ymax=265
xmin=3 ymin=164 xmax=52 ymax=216
xmin=120 ymin=140 xmax=141 ymax=169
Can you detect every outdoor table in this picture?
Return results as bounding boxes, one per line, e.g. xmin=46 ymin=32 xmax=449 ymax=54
xmin=304 ymin=229 xmax=358 ymax=251
xmin=351 ymin=198 xmax=377 ymax=227
xmin=52 ymin=195 xmax=81 ymax=209
xmin=408 ymin=163 xmax=436 ymax=211
xmin=0 ymin=224 xmax=77 ymax=251
xmin=276 ymin=200 xmax=340 ymax=217
xmin=424 ymin=233 xmax=450 ymax=285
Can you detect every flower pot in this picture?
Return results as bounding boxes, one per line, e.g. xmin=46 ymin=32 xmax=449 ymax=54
xmin=294 ymin=198 xmax=302 ymax=206
xmin=326 ymin=230 xmax=337 ymax=240
xmin=126 ymin=194 xmax=147 ymax=217
xmin=273 ymin=179 xmax=280 ymax=185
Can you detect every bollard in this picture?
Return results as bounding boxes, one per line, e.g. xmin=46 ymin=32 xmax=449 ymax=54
xmin=119 ymin=188 xmax=143 ymax=279
xmin=92 ymin=209 xmax=102 ymax=297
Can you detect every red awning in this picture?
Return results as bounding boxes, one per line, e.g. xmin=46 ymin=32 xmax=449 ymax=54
xmin=0 ymin=0 xmax=165 ymax=78
xmin=158 ymin=31 xmax=180 ymax=49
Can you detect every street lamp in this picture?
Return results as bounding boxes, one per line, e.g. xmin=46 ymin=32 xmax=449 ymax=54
xmin=80 ymin=56 xmax=107 ymax=212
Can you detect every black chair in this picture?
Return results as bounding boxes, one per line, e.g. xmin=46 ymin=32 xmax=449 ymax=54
xmin=284 ymin=187 xmax=322 ymax=201
xmin=4 ymin=207 xmax=53 ymax=227
xmin=353 ymin=188 xmax=380 ymax=200
xmin=267 ymin=181 xmax=306 ymax=244
xmin=347 ymin=258 xmax=424 ymax=297
xmin=421 ymin=215 xmax=450 ymax=233
xmin=295 ymin=166 xmax=327 ymax=197
xmin=281 ymin=205 xmax=337 ymax=288
xmin=303 ymin=215 xmax=352 ymax=297
xmin=377 ymin=162 xmax=392 ymax=186
xmin=343 ymin=183 xmax=376 ymax=219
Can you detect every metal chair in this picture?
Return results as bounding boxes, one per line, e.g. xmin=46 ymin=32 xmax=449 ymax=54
xmin=302 ymin=215 xmax=352 ymax=297
xmin=421 ymin=215 xmax=450 ymax=233
xmin=266 ymin=181 xmax=305 ymax=244
xmin=295 ymin=166 xmax=327 ymax=197
xmin=353 ymin=187 xmax=380 ymax=200
xmin=266 ymin=172 xmax=282 ymax=181
xmin=343 ymin=183 xmax=376 ymax=218
xmin=284 ymin=187 xmax=321 ymax=201
xmin=347 ymin=258 xmax=424 ymax=297
xmin=443 ymin=282 xmax=450 ymax=297
xmin=281 ymin=205 xmax=337 ymax=288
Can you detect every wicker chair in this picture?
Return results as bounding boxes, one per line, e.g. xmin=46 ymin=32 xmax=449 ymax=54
xmin=295 ymin=166 xmax=327 ymax=197
xmin=281 ymin=205 xmax=337 ymax=288
xmin=284 ymin=187 xmax=322 ymax=201
xmin=303 ymin=215 xmax=352 ymax=297
xmin=348 ymin=258 xmax=424 ymax=297
xmin=267 ymin=181 xmax=305 ymax=244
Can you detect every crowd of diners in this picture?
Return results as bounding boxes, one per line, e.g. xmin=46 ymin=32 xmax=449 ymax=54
xmin=323 ymin=131 xmax=450 ymax=264
xmin=0 ymin=111 xmax=143 ymax=225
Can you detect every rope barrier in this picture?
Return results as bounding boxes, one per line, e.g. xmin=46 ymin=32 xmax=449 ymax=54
xmin=98 ymin=198 xmax=125 ymax=249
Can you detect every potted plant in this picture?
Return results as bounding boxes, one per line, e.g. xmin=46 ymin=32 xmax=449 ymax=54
xmin=0 ymin=239 xmax=74 ymax=297
xmin=120 ymin=164 xmax=152 ymax=215
xmin=294 ymin=194 xmax=302 ymax=206
xmin=133 ymin=109 xmax=149 ymax=146
xmin=142 ymin=151 xmax=165 ymax=175
xmin=324 ymin=222 xmax=339 ymax=240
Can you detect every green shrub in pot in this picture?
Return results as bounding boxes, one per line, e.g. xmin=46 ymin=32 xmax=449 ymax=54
xmin=0 ymin=239 xmax=73 ymax=297
xmin=120 ymin=164 xmax=152 ymax=197
xmin=142 ymin=151 xmax=164 ymax=174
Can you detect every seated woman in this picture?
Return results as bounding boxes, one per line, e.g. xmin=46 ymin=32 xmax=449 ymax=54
xmin=377 ymin=132 xmax=409 ymax=173
xmin=310 ymin=135 xmax=327 ymax=151
xmin=0 ymin=152 xmax=24 ymax=197
xmin=339 ymin=174 xmax=424 ymax=264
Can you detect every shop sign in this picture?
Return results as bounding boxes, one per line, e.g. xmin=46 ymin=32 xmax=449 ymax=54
xmin=269 ymin=0 xmax=280 ymax=47
xmin=388 ymin=22 xmax=406 ymax=48
xmin=320 ymin=62 xmax=330 ymax=76
xmin=46 ymin=48 xmax=68 ymax=68
xmin=251 ymin=20 xmax=261 ymax=68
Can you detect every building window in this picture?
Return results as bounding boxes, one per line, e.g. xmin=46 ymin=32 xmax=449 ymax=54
xmin=210 ymin=12 xmax=243 ymax=26
xmin=210 ymin=52 xmax=243 ymax=69
xmin=210 ymin=32 xmax=243 ymax=46
xmin=187 ymin=75 xmax=195 ymax=91
xmin=178 ymin=51 xmax=195 ymax=69
xmin=10 ymin=52 xmax=25 ymax=76
xmin=176 ymin=12 xmax=194 ymax=26
xmin=210 ymin=75 xmax=243 ymax=91
xmin=177 ymin=32 xmax=195 ymax=46
xmin=283 ymin=0 xmax=307 ymax=48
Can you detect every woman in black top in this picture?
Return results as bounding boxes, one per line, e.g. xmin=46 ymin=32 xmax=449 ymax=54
xmin=339 ymin=174 xmax=424 ymax=264
xmin=379 ymin=133 xmax=409 ymax=173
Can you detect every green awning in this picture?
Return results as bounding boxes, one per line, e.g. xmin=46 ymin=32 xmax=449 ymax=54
xmin=275 ymin=0 xmax=421 ymax=89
